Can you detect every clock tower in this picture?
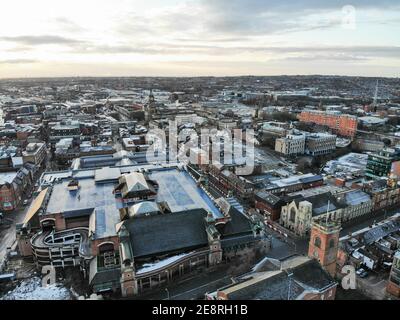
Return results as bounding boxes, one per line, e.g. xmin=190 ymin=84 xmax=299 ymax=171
xmin=308 ymin=218 xmax=341 ymax=277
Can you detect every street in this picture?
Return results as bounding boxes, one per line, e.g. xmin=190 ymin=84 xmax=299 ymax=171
xmin=0 ymin=206 xmax=28 ymax=267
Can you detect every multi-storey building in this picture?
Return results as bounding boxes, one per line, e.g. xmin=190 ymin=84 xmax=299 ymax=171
xmin=336 ymin=189 xmax=373 ymax=223
xmin=206 ymin=164 xmax=254 ymax=202
xmin=305 ymin=133 xmax=336 ymax=156
xmin=22 ymin=142 xmax=47 ymax=167
xmin=298 ymin=110 xmax=357 ymax=137
xmin=0 ymin=165 xmax=33 ymax=211
xmin=364 ymin=179 xmax=400 ymax=212
xmin=366 ymin=147 xmax=400 ymax=178
xmin=275 ymin=132 xmax=305 ymax=156
xmin=49 ymin=123 xmax=81 ymax=143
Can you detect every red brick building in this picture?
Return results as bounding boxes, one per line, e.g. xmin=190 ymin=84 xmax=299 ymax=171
xmin=298 ymin=110 xmax=358 ymax=137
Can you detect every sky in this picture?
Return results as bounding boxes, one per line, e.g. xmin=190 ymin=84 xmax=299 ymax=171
xmin=0 ymin=0 xmax=399 ymax=78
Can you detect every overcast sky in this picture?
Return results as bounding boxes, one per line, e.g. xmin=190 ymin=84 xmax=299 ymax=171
xmin=0 ymin=0 xmax=399 ymax=78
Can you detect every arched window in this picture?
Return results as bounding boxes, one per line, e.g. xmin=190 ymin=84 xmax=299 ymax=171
xmin=289 ymin=207 xmax=296 ymax=223
xmin=98 ymin=242 xmax=114 ymax=254
xmin=329 ymin=239 xmax=335 ymax=249
xmin=314 ymin=236 xmax=321 ymax=248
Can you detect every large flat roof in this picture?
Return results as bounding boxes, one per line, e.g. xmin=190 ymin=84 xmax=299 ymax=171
xmin=46 ymin=178 xmax=123 ymax=240
xmin=41 ymin=164 xmax=224 ymax=238
xmin=149 ymin=169 xmax=223 ymax=218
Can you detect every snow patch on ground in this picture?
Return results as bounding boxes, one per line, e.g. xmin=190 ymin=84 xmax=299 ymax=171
xmin=1 ymin=277 xmax=71 ymax=300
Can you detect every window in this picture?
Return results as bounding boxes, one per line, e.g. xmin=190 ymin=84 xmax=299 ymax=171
xmin=314 ymin=236 xmax=321 ymax=248
xmin=329 ymin=239 xmax=335 ymax=249
xmin=290 ymin=207 xmax=296 ymax=223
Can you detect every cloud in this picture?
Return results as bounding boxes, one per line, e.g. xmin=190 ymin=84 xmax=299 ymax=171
xmin=0 ymin=59 xmax=38 ymax=64
xmin=0 ymin=35 xmax=83 ymax=45
xmin=51 ymin=17 xmax=85 ymax=32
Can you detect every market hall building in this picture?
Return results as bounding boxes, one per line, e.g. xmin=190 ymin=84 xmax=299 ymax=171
xmin=17 ymin=163 xmax=270 ymax=297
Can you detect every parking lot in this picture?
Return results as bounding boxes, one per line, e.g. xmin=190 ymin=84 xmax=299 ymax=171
xmin=356 ymin=269 xmax=391 ymax=300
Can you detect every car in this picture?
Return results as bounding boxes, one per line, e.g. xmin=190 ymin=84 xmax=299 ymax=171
xmin=23 ymin=199 xmax=29 ymax=206
xmin=356 ymin=268 xmax=369 ymax=278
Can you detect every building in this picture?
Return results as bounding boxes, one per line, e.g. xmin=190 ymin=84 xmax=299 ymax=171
xmin=337 ymin=215 xmax=400 ymax=276
xmin=54 ymin=138 xmax=79 ymax=164
xmin=261 ymin=173 xmax=324 ymax=195
xmin=366 ymin=147 xmax=400 ymax=178
xmin=280 ymin=192 xmax=344 ymax=237
xmin=49 ymin=123 xmax=81 ymax=143
xmin=206 ymin=164 xmax=254 ymax=202
xmin=353 ymin=139 xmax=385 ymax=153
xmin=305 ymin=133 xmax=336 ymax=156
xmin=336 ymin=189 xmax=373 ymax=223
xmin=359 ymin=116 xmax=388 ymax=127
xmin=308 ymin=219 xmax=341 ymax=277
xmin=22 ymin=142 xmax=47 ymax=167
xmin=0 ymin=165 xmax=34 ymax=211
xmin=363 ymin=178 xmax=400 ymax=212
xmin=206 ymin=255 xmax=337 ymax=300
xmin=121 ymin=136 xmax=148 ymax=152
xmin=387 ymin=251 xmax=400 ymax=297
xmin=275 ymin=132 xmax=305 ymax=156
xmin=261 ymin=122 xmax=289 ymax=137
xmin=254 ymin=191 xmax=285 ymax=221
xmin=298 ymin=110 xmax=357 ymax=137
xmin=17 ymin=164 xmax=270 ymax=297
xmin=114 ymin=104 xmax=145 ymax=121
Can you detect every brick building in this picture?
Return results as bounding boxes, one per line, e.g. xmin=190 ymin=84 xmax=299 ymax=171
xmin=298 ymin=110 xmax=357 ymax=137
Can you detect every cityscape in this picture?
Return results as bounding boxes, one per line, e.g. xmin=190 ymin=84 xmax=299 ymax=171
xmin=0 ymin=0 xmax=400 ymax=306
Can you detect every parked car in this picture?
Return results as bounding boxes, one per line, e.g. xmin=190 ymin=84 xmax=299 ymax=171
xmin=23 ymin=199 xmax=29 ymax=206
xmin=356 ymin=268 xmax=369 ymax=278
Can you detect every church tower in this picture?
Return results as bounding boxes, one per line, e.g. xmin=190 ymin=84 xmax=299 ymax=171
xmin=308 ymin=218 xmax=341 ymax=277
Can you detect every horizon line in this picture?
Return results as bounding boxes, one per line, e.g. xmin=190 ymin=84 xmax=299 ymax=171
xmin=1 ymin=74 xmax=399 ymax=81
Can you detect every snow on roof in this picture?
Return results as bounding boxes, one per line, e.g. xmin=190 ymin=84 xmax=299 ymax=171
xmin=123 ymin=172 xmax=150 ymax=193
xmin=0 ymin=171 xmax=18 ymax=185
xmin=136 ymin=252 xmax=191 ymax=275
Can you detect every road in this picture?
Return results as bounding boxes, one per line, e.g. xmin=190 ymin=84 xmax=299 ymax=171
xmin=261 ymin=208 xmax=400 ymax=257
xmin=0 ymin=207 xmax=27 ymax=266
xmin=340 ymin=208 xmax=400 ymax=237
xmin=134 ymin=267 xmax=233 ymax=300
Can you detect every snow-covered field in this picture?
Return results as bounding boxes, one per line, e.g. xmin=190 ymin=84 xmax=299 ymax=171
xmin=1 ymin=277 xmax=71 ymax=300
